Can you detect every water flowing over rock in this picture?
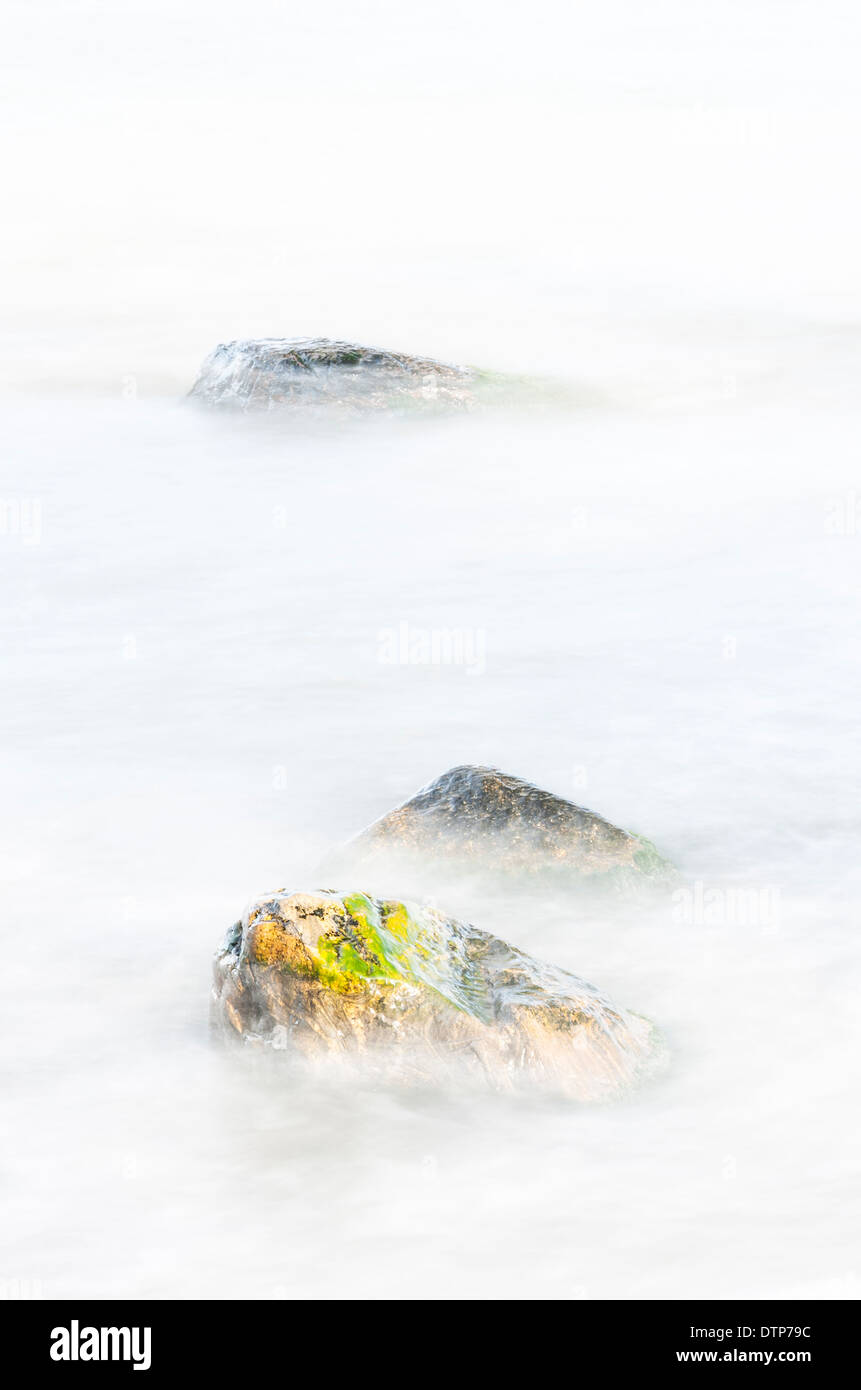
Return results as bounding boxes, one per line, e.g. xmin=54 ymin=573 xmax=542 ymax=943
xmin=188 ymin=337 xmax=482 ymax=413
xmin=330 ymin=765 xmax=676 ymax=897
xmin=211 ymin=889 xmax=661 ymax=1100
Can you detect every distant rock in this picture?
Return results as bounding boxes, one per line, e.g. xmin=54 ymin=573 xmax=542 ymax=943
xmin=211 ymin=889 xmax=661 ymax=1099
xmin=188 ymin=337 xmax=481 ymax=413
xmin=329 ymin=765 xmax=676 ymax=896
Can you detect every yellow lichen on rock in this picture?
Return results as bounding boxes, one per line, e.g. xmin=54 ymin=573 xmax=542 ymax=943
xmin=250 ymin=915 xmax=315 ymax=975
xmin=211 ymin=887 xmax=664 ymax=1101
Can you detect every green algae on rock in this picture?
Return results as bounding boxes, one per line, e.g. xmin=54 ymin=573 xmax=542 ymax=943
xmin=329 ymin=765 xmax=677 ymax=896
xmin=211 ymin=889 xmax=662 ymax=1100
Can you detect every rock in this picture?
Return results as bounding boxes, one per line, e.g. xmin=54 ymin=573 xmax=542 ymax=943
xmin=211 ymin=888 xmax=661 ymax=1099
xmin=188 ymin=337 xmax=481 ymax=413
xmin=329 ymin=765 xmax=676 ymax=896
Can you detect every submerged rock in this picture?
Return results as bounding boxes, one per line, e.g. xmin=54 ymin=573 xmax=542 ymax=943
xmin=211 ymin=888 xmax=660 ymax=1100
xmin=188 ymin=337 xmax=481 ymax=413
xmin=330 ymin=765 xmax=676 ymax=896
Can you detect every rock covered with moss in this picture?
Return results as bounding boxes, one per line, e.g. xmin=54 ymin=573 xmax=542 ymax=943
xmin=329 ymin=765 xmax=676 ymax=895
xmin=211 ymin=888 xmax=660 ymax=1099
xmin=188 ymin=337 xmax=482 ymax=413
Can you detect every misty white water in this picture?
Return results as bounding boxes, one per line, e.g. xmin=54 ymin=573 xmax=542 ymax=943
xmin=2 ymin=0 xmax=860 ymax=1300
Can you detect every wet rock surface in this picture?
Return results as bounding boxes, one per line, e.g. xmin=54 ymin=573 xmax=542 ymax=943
xmin=331 ymin=765 xmax=676 ymax=894
xmin=188 ymin=337 xmax=481 ymax=413
xmin=212 ymin=889 xmax=660 ymax=1099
